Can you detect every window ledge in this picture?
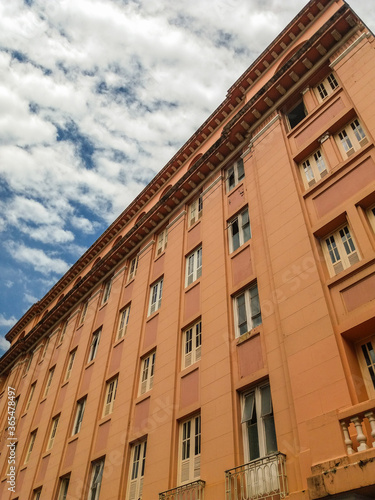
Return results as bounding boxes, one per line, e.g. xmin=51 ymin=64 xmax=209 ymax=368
xmin=40 ymin=397 xmax=47 ymax=404
xmin=67 ymin=435 xmax=79 ymax=444
xmin=41 ymin=451 xmax=51 ymax=460
xmin=227 ymin=181 xmax=245 ymax=198
xmin=76 ymin=323 xmax=84 ymax=331
xmin=146 ymin=310 xmax=160 ymax=323
xmin=154 ymin=250 xmax=166 ymax=261
xmin=61 ymin=380 xmax=69 ymax=389
xmin=98 ymin=302 xmax=108 ymax=311
xmin=113 ymin=337 xmax=125 ymax=348
xmin=188 ymin=218 xmax=202 ymax=232
xmin=125 ymin=278 xmax=135 ymax=287
xmin=181 ymin=363 xmax=200 ymax=378
xmin=135 ymin=393 xmax=151 ymax=405
xmin=98 ymin=415 xmax=112 ymax=426
xmin=326 ymin=255 xmax=375 ymax=288
xmin=230 ymin=241 xmax=251 ymax=259
xmin=185 ymin=279 xmax=201 ymax=293
xmin=236 ymin=325 xmax=262 ymax=345
xmin=85 ymin=360 xmax=95 ymax=370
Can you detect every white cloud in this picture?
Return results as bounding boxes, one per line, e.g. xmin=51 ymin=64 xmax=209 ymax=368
xmin=0 ymin=313 xmax=17 ymax=328
xmin=0 ymin=335 xmax=10 ymax=352
xmin=5 ymin=241 xmax=70 ymax=275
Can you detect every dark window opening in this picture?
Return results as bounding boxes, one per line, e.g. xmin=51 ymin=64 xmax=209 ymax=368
xmin=287 ymin=100 xmax=307 ymax=129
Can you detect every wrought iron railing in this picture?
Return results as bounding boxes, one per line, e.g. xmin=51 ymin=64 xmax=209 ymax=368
xmin=225 ymin=452 xmax=288 ymax=500
xmin=159 ymin=480 xmax=205 ymax=500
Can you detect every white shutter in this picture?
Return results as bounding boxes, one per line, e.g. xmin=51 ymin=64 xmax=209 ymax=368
xmin=348 ymin=251 xmax=359 ymax=266
xmin=185 ymin=351 xmax=192 ymax=368
xmin=181 ymin=459 xmax=190 ymax=483
xmin=195 ymin=344 xmax=201 ymax=362
xmin=128 ymin=480 xmax=137 ymax=500
xmin=193 ymin=455 xmax=200 ymax=479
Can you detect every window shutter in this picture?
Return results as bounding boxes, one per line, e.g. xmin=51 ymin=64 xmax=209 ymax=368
xmin=128 ymin=480 xmax=137 ymax=500
xmin=181 ymin=459 xmax=190 ymax=483
xmin=333 ymin=261 xmax=344 ymax=274
xmin=348 ymin=251 xmax=359 ymax=266
xmin=185 ymin=351 xmax=192 ymax=368
xmin=194 ymin=455 xmax=200 ymax=479
xmin=195 ymin=344 xmax=201 ymax=362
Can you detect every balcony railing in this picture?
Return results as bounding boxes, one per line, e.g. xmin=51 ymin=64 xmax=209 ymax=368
xmin=225 ymin=453 xmax=288 ymax=500
xmin=159 ymin=480 xmax=205 ymax=500
xmin=339 ymin=407 xmax=375 ymax=455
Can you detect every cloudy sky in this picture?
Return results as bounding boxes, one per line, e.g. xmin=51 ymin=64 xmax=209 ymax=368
xmin=0 ymin=0 xmax=373 ymax=354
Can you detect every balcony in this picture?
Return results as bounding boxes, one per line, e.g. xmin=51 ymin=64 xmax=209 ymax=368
xmin=339 ymin=405 xmax=375 ymax=454
xmin=225 ymin=453 xmax=288 ymax=500
xmin=159 ymin=480 xmax=205 ymax=500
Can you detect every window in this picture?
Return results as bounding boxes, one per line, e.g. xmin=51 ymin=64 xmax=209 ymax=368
xmin=102 ymin=278 xmax=112 ymax=304
xmin=299 ymin=149 xmax=328 ymax=188
xmin=139 ymin=351 xmax=156 ymax=395
xmin=128 ymin=255 xmax=138 ymax=282
xmin=72 ymin=397 xmax=87 ymax=435
xmin=234 ymin=283 xmax=262 ymax=337
xmin=336 ymin=118 xmax=368 ymax=158
xmin=226 ymin=158 xmax=245 ymax=192
xmin=315 ymin=72 xmax=339 ymax=101
xmin=242 ymin=383 xmax=277 ymax=462
xmin=88 ymin=329 xmax=101 ymax=363
xmin=47 ymin=415 xmax=60 ymax=450
xmin=189 ymin=196 xmax=203 ymax=226
xmin=103 ymin=376 xmax=118 ymax=417
xmin=356 ymin=337 xmax=375 ymax=398
xmin=65 ymin=349 xmax=76 ymax=381
xmin=25 ymin=382 xmax=36 ymax=411
xmin=179 ymin=415 xmax=201 ymax=485
xmin=33 ymin=488 xmax=42 ymax=500
xmin=44 ymin=366 xmax=55 ymax=397
xmin=117 ymin=305 xmax=131 ymax=340
xmin=228 ymin=207 xmax=251 ymax=253
xmin=79 ymin=300 xmax=89 ymax=325
xmin=148 ymin=278 xmax=163 ymax=315
xmin=322 ymin=225 xmax=360 ymax=276
xmin=25 ymin=430 xmax=37 ymax=463
xmin=57 ymin=475 xmax=70 ymax=500
xmin=42 ymin=337 xmax=50 ymax=359
xmin=24 ymin=353 xmax=33 ymax=374
xmin=286 ymin=99 xmax=307 ymax=129
xmin=88 ymin=459 xmax=105 ymax=500
xmin=182 ymin=320 xmax=202 ymax=369
xmin=59 ymin=321 xmax=68 ymax=344
xmin=367 ymin=205 xmax=375 ymax=233
xmin=127 ymin=440 xmax=147 ymax=500
xmin=156 ymin=228 xmax=168 ymax=255
xmin=185 ymin=247 xmax=202 ymax=287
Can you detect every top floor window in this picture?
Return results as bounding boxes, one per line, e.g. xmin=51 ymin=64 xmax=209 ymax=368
xmin=315 ymin=72 xmax=339 ymax=101
xmin=226 ymin=158 xmax=245 ymax=192
xmin=286 ymin=99 xmax=307 ymax=130
xmin=102 ymin=278 xmax=112 ymax=305
xmin=79 ymin=300 xmax=89 ymax=326
xmin=156 ymin=228 xmax=168 ymax=256
xmin=189 ymin=196 xmax=203 ymax=226
xmin=128 ymin=255 xmax=138 ymax=282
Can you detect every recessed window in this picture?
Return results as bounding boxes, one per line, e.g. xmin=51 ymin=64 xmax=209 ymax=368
xmin=117 ymin=305 xmax=131 ymax=341
xmin=299 ymin=149 xmax=328 ymax=188
xmin=33 ymin=488 xmax=42 ymax=500
xmin=59 ymin=321 xmax=68 ymax=344
xmin=189 ymin=196 xmax=203 ymax=226
xmin=103 ymin=376 xmax=118 ymax=417
xmin=127 ymin=440 xmax=147 ymax=500
xmin=89 ymin=459 xmax=105 ymax=500
xmin=242 ymin=383 xmax=277 ymax=462
xmin=179 ymin=415 xmax=201 ymax=485
xmin=25 ymin=382 xmax=36 ymax=411
xmin=336 ymin=118 xmax=368 ymax=158
xmin=128 ymin=255 xmax=138 ymax=282
xmin=87 ymin=329 xmax=101 ymax=363
xmin=79 ymin=300 xmax=89 ymax=326
xmin=322 ymin=224 xmax=360 ymax=276
xmin=57 ymin=475 xmax=70 ymax=500
xmin=228 ymin=207 xmax=251 ymax=253
xmin=65 ymin=349 xmax=76 ymax=381
xmin=182 ymin=320 xmax=202 ymax=369
xmin=148 ymin=278 xmax=163 ymax=316
xmin=102 ymin=278 xmax=112 ymax=305
xmin=233 ymin=283 xmax=262 ymax=337
xmin=24 ymin=353 xmax=33 ymax=375
xmin=357 ymin=337 xmax=375 ymax=398
xmin=47 ymin=415 xmax=60 ymax=450
xmin=286 ymin=99 xmax=307 ymax=130
xmin=156 ymin=228 xmax=168 ymax=256
xmin=185 ymin=247 xmax=202 ymax=287
xmin=25 ymin=430 xmax=37 ymax=464
xmin=72 ymin=397 xmax=86 ymax=435
xmin=41 ymin=337 xmax=50 ymax=360
xmin=44 ymin=366 xmax=55 ymax=397
xmin=226 ymin=158 xmax=245 ymax=192
xmin=139 ymin=351 xmax=156 ymax=395
xmin=367 ymin=205 xmax=375 ymax=233
xmin=315 ymin=72 xmax=339 ymax=101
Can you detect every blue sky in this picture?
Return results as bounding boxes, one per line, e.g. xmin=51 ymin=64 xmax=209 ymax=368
xmin=0 ymin=0 xmax=374 ymax=354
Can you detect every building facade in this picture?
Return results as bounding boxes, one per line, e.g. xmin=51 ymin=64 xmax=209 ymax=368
xmin=1 ymin=1 xmax=375 ymax=499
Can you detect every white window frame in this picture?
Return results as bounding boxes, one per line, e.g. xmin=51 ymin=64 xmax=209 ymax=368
xmin=41 ymin=337 xmax=50 ymax=360
xmin=336 ymin=118 xmax=368 ymax=158
xmin=127 ymin=440 xmax=147 ymax=500
xmin=88 ymin=329 xmax=101 ymax=363
xmin=103 ymin=376 xmax=118 ymax=417
xmin=188 ymin=196 xmax=203 ymax=226
xmin=156 ymin=228 xmax=168 ymax=256
xmin=367 ymin=205 xmax=375 ymax=233
xmin=185 ymin=247 xmax=202 ymax=287
xmin=72 ymin=397 xmax=87 ymax=435
xmin=139 ymin=351 xmax=156 ymax=395
xmin=182 ymin=320 xmax=202 ymax=369
xmin=226 ymin=158 xmax=245 ymax=192
xmin=25 ymin=430 xmax=37 ymax=464
xmin=44 ymin=366 xmax=55 ymax=397
xmin=228 ymin=207 xmax=251 ymax=253
xmin=128 ymin=255 xmax=138 ymax=282
xmin=24 ymin=353 xmax=33 ymax=374
xmin=179 ymin=415 xmax=201 ymax=485
xmin=322 ymin=224 xmax=360 ymax=276
xmin=58 ymin=475 xmax=70 ymax=500
xmin=79 ymin=300 xmax=89 ymax=325
xmin=59 ymin=321 xmax=68 ymax=344
xmin=148 ymin=278 xmax=163 ymax=316
xmin=47 ymin=415 xmax=60 ymax=450
xmin=117 ymin=305 xmax=131 ymax=341
xmin=356 ymin=336 xmax=375 ymax=399
xmin=102 ymin=278 xmax=112 ymax=305
xmin=241 ymin=383 xmax=277 ymax=462
xmin=315 ymin=72 xmax=339 ymax=101
xmin=88 ymin=458 xmax=105 ymax=500
xmin=299 ymin=149 xmax=328 ymax=188
xmin=233 ymin=283 xmax=262 ymax=337
xmin=65 ymin=349 xmax=76 ymax=381
xmin=25 ymin=382 xmax=36 ymax=411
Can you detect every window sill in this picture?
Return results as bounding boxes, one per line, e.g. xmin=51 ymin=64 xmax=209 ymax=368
xmin=41 ymin=451 xmax=51 ymax=460
xmin=61 ymin=380 xmax=69 ymax=389
xmin=135 ymin=393 xmax=151 ymax=405
xmin=85 ymin=360 xmax=95 ymax=370
xmin=98 ymin=302 xmax=108 ymax=312
xmin=67 ymin=435 xmax=79 ymax=444
xmin=40 ymin=397 xmax=47 ymax=404
xmin=188 ymin=218 xmax=202 ymax=232
xmin=185 ymin=279 xmax=201 ymax=293
xmin=326 ymin=255 xmax=375 ymax=288
xmin=236 ymin=325 xmax=262 ymax=345
xmin=76 ymin=323 xmax=84 ymax=331
xmin=146 ymin=310 xmax=160 ymax=323
xmin=125 ymin=277 xmax=136 ymax=287
xmin=98 ymin=415 xmax=112 ymax=426
xmin=113 ymin=337 xmax=125 ymax=348
xmin=181 ymin=362 xmax=200 ymax=378
xmin=227 ymin=181 xmax=245 ymax=197
xmin=230 ymin=241 xmax=251 ymax=259
xmin=154 ymin=249 xmax=166 ymax=261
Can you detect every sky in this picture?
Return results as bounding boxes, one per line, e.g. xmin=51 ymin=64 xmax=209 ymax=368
xmin=0 ymin=0 xmax=373 ymax=355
